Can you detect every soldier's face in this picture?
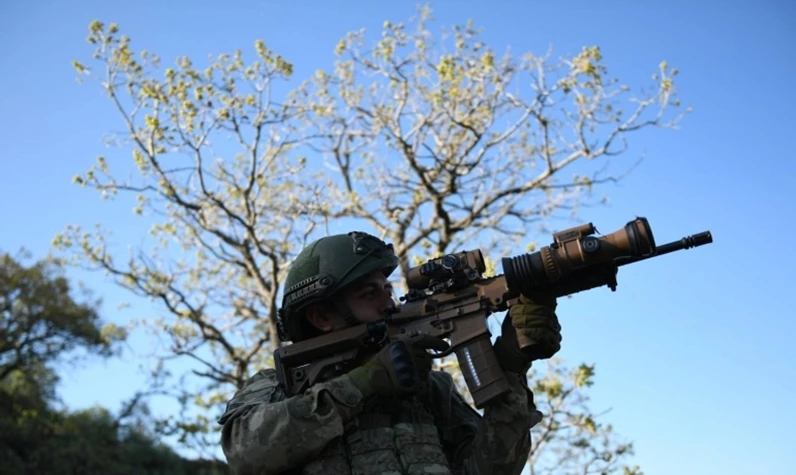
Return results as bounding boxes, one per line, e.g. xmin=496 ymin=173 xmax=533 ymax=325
xmin=340 ymin=271 xmax=396 ymax=323
xmin=304 ymin=271 xmax=396 ymax=333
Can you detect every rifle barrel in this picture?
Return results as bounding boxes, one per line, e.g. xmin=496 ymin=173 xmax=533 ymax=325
xmin=616 ymin=231 xmax=713 ymax=266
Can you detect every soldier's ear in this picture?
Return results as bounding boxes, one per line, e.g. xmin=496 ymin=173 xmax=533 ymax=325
xmin=305 ymin=305 xmax=334 ymax=332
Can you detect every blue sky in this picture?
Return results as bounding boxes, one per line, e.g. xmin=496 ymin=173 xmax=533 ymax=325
xmin=2 ymin=0 xmax=795 ymax=473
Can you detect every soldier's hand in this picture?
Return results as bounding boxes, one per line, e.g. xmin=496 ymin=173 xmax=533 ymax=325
xmin=495 ymin=294 xmax=561 ymax=373
xmin=348 ymin=334 xmax=449 ymax=399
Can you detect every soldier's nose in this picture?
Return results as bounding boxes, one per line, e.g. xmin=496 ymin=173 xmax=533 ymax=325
xmin=379 ymin=294 xmax=396 ymax=314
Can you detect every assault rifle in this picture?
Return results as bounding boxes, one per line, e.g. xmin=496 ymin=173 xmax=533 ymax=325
xmin=274 ymin=217 xmax=713 ymax=409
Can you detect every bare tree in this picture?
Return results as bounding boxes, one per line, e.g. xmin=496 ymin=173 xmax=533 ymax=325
xmin=57 ymin=6 xmax=686 ymax=469
xmin=296 ymin=7 xmax=686 ymax=275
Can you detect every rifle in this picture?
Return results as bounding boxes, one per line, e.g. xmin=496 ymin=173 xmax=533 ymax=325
xmin=274 ymin=217 xmax=713 ymax=409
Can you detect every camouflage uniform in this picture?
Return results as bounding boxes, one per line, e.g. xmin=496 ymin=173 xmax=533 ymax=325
xmin=219 ymin=231 xmax=554 ymax=475
xmin=219 ymin=366 xmax=541 ymax=475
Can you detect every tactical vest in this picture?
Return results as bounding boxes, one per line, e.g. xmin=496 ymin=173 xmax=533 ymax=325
xmin=296 ymin=396 xmax=452 ymax=475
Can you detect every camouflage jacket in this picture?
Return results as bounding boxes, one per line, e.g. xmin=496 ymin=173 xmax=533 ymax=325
xmin=219 ymin=367 xmax=541 ymax=475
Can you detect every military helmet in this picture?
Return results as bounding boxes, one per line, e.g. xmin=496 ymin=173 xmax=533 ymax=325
xmin=277 ymin=231 xmax=399 ymax=342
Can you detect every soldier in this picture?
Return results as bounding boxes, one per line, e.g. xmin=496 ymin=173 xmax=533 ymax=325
xmin=218 ymin=231 xmax=562 ymax=475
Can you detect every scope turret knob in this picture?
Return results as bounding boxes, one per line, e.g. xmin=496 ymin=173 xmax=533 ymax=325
xmin=581 ymin=237 xmax=601 ymax=253
xmin=420 ymin=262 xmax=439 ymax=275
xmin=441 ymin=254 xmax=459 ymax=271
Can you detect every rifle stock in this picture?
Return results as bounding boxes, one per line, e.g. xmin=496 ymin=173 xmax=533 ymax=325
xmin=274 ymin=217 xmax=713 ymax=409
